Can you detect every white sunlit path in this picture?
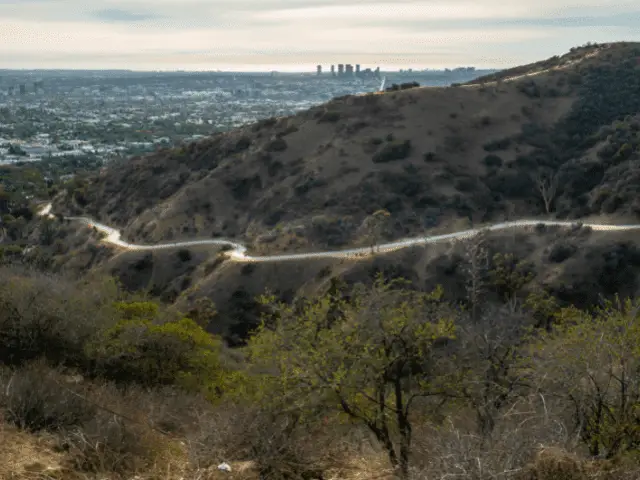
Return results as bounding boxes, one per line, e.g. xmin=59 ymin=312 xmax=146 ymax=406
xmin=37 ymin=203 xmax=640 ymax=263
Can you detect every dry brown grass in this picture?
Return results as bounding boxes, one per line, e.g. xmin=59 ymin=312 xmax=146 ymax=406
xmin=0 ymin=421 xmax=67 ymax=479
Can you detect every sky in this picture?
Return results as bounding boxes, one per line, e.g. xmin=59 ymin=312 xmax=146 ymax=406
xmin=0 ymin=0 xmax=639 ymax=71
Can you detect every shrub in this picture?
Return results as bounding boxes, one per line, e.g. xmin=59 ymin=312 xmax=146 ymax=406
xmin=251 ymin=117 xmax=277 ymax=132
xmin=177 ymin=248 xmax=192 ymax=262
xmin=317 ymin=111 xmax=341 ymax=123
xmin=294 ymin=176 xmax=328 ymax=195
xmin=548 ymin=242 xmax=577 ymax=263
xmin=204 ymin=254 xmax=226 ymax=275
xmin=400 ymin=81 xmax=420 ymax=90
xmin=0 ymin=272 xmax=120 ymax=367
xmin=483 ymin=137 xmax=513 ymax=152
xmin=454 ymin=177 xmax=477 ymax=192
xmin=241 ymin=264 xmax=256 ymax=276
xmin=443 ymin=134 xmax=468 ymax=153
xmin=535 ymin=223 xmax=547 ymax=234
xmin=87 ymin=305 xmax=224 ymax=396
xmin=483 ymin=154 xmax=503 ymax=168
xmin=226 ymin=175 xmax=262 ymax=200
xmin=423 ymin=151 xmax=438 ymax=162
xmin=0 ymin=362 xmax=95 ymax=432
xmin=265 ymin=137 xmax=287 ymax=152
xmin=372 ymin=140 xmax=412 ymax=163
xmin=234 ymin=136 xmax=251 ymax=151
xmin=56 ymin=381 xmax=190 ymax=475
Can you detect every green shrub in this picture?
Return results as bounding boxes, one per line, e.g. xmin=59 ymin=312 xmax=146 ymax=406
xmin=87 ymin=305 xmax=224 ymax=395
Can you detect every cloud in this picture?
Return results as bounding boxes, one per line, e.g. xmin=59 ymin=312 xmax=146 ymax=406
xmin=93 ymin=8 xmax=159 ymax=22
xmin=0 ymin=0 xmax=638 ymax=69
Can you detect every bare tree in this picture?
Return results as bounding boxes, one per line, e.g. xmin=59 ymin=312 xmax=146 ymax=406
xmin=456 ymin=305 xmax=532 ymax=440
xmin=535 ymin=170 xmax=558 ymax=214
xmin=463 ymin=230 xmax=489 ymax=323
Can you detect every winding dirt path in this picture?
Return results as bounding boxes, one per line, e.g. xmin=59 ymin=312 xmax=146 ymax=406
xmin=38 ymin=204 xmax=640 ymax=263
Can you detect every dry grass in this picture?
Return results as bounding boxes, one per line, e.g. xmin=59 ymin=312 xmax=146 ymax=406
xmin=0 ymin=421 xmax=67 ymax=479
xmin=3 ymin=383 xmax=640 ymax=480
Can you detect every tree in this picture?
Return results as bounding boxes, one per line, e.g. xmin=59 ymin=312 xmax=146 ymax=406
xmin=186 ymin=296 xmax=217 ymax=329
xmin=463 ymin=231 xmax=489 ymax=322
xmin=39 ymin=217 xmax=55 ymax=246
xmin=455 ymin=306 xmax=533 ymax=439
xmin=489 ymin=253 xmax=535 ymax=311
xmin=363 ymin=209 xmax=391 ymax=253
xmin=247 ymin=276 xmax=457 ymax=479
xmin=529 ymin=297 xmax=640 ymax=458
xmin=535 ymin=169 xmax=558 ymax=214
xmin=8 ymin=144 xmax=26 ymax=156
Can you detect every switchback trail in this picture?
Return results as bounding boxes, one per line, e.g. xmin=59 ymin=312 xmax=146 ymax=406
xmin=38 ymin=204 xmax=640 ymax=263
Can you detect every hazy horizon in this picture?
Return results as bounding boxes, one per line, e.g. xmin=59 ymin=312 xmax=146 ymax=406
xmin=0 ymin=65 xmax=494 ymax=73
xmin=1 ymin=0 xmax=639 ymax=71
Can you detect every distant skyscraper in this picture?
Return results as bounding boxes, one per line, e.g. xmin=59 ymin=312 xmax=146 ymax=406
xmin=355 ymin=64 xmax=361 ymax=76
xmin=345 ymin=64 xmax=354 ymax=76
xmin=374 ymin=67 xmax=381 ymax=79
xmin=331 ymin=65 xmax=335 ymax=76
xmin=317 ymin=65 xmax=322 ymax=75
xmin=338 ymin=64 xmax=344 ymax=76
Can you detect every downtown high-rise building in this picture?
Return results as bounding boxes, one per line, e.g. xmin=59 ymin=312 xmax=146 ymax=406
xmin=330 ymin=65 xmax=335 ymax=76
xmin=337 ymin=64 xmax=344 ymax=76
xmin=316 ymin=65 xmax=322 ymax=75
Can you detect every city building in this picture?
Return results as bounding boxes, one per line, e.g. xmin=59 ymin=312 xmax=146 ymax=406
xmin=355 ymin=64 xmax=361 ymax=77
xmin=330 ymin=65 xmax=335 ymax=76
xmin=338 ymin=64 xmax=344 ymax=76
xmin=345 ymin=64 xmax=354 ymax=76
xmin=316 ymin=65 xmax=322 ymax=75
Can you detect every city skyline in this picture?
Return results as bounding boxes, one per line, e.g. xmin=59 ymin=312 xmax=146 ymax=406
xmin=0 ymin=0 xmax=639 ymax=71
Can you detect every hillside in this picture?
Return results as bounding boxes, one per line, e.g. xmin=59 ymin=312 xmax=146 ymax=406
xmin=6 ymin=42 xmax=640 ymax=479
xmin=32 ymin=41 xmax=640 ymax=341
xmin=55 ymin=42 xmax=640 ymax=255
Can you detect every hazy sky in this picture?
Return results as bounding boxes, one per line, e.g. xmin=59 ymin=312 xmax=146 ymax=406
xmin=1 ymin=0 xmax=639 ymax=71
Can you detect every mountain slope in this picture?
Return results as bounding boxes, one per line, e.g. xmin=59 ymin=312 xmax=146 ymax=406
xmin=40 ymin=42 xmax=640 ymax=343
xmin=56 ymin=42 xmax=640 ymax=255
